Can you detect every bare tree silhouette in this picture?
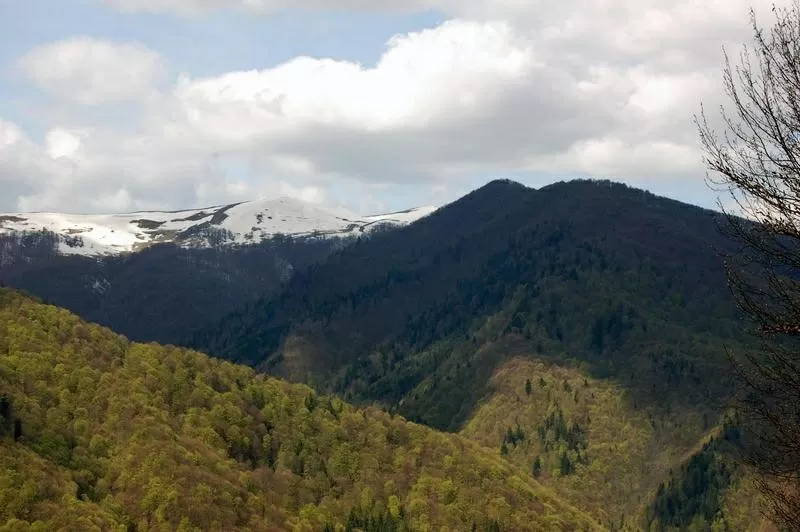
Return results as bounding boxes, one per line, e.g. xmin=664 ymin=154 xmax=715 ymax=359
xmin=696 ymin=3 xmax=800 ymax=528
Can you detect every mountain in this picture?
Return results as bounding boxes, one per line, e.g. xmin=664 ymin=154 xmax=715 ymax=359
xmin=0 ymin=179 xmax=777 ymax=530
xmin=0 ymin=287 xmax=601 ymax=531
xmin=0 ymin=198 xmax=434 ymax=346
xmin=1 ymin=236 xmax=341 ymax=345
xmin=192 ymin=178 xmax=746 ymax=415
xmin=0 ymin=197 xmax=436 ymax=257
xmin=190 ymin=179 xmax=771 ymax=529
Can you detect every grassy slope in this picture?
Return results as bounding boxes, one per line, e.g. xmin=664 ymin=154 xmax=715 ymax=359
xmin=0 ymin=288 xmax=600 ymax=531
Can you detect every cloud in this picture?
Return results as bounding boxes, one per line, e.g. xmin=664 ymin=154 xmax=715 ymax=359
xmin=169 ymin=20 xmax=583 ymax=180
xmin=16 ymin=37 xmax=166 ymax=105
xmin=103 ymin=0 xmax=433 ymax=16
xmin=0 ymin=119 xmax=74 ymax=212
xmin=2 ymin=0 xmax=782 ymax=213
xmin=45 ymin=129 xmax=84 ymax=159
xmin=159 ymin=13 xmax=735 ymax=188
xmin=171 ymin=20 xmax=535 ymax=133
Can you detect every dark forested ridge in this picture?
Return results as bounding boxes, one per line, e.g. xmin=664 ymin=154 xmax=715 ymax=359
xmin=0 ymin=233 xmax=343 ymax=345
xmin=185 ymin=179 xmax=773 ymax=529
xmin=191 ymin=178 xmax=541 ymax=368
xmin=192 ymin=179 xmax=750 ymax=429
xmin=0 ymin=288 xmax=600 ymax=531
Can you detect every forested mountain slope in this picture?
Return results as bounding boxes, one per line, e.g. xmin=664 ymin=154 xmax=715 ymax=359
xmin=190 ymin=179 xmax=767 ymax=529
xmin=0 ymin=288 xmax=600 ymax=531
xmin=0 ymin=195 xmax=432 ymax=346
xmin=460 ymin=355 xmax=770 ymax=530
xmin=0 ymin=234 xmax=342 ymax=345
xmin=192 ymin=179 xmax=749 ymax=426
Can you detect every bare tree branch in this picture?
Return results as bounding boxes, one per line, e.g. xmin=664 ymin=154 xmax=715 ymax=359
xmin=697 ymin=3 xmax=800 ymax=529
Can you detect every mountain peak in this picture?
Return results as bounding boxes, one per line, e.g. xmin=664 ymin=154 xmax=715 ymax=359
xmin=481 ymin=178 xmax=528 ymax=191
xmin=0 ymin=196 xmax=434 ymax=257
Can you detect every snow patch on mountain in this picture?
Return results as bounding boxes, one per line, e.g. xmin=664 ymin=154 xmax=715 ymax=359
xmin=0 ymin=198 xmax=436 ymax=257
xmin=364 ymin=206 xmax=438 ymax=226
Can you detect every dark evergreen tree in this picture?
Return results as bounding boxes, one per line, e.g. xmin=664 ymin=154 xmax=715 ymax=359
xmin=532 ymin=456 xmax=542 ymax=478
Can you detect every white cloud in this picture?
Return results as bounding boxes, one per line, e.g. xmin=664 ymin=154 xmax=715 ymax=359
xmin=45 ymin=129 xmax=84 ymax=159
xmin=16 ymin=37 xmax=166 ymax=105
xmin=103 ymin=0 xmax=434 ymax=16
xmin=0 ymin=119 xmax=75 ymax=212
xmin=158 ymin=14 xmax=724 ymax=189
xmin=2 ymin=0 xmax=786 ymax=213
xmin=0 ymin=120 xmax=25 ymax=152
xmin=173 ymin=21 xmax=537 ymax=136
xmin=163 ymin=19 xmax=624 ymax=189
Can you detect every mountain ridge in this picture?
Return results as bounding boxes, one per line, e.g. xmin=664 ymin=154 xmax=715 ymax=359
xmin=0 ymin=177 xmax=776 ymax=530
xmin=187 ymin=178 xmax=765 ymax=529
xmin=192 ymin=178 xmax=740 ymax=383
xmin=0 ymin=196 xmax=437 ymax=257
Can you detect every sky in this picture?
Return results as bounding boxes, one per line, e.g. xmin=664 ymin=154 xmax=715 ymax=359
xmin=0 ymin=0 xmax=786 ymax=215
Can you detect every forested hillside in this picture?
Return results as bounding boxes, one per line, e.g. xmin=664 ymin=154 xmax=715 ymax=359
xmin=0 ymin=288 xmax=600 ymax=531
xmin=190 ymin=179 xmax=769 ymax=529
xmin=192 ymin=179 xmax=749 ymax=426
xmin=0 ymin=233 xmax=342 ymax=345
xmin=459 ymin=356 xmax=769 ymax=530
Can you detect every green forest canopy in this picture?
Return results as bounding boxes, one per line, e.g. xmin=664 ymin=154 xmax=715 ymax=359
xmin=0 ymin=287 xmax=599 ymax=531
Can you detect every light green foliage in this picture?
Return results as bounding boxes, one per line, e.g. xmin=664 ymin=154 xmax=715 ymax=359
xmin=461 ymin=356 xmax=769 ymax=531
xmin=0 ymin=288 xmax=600 ymax=531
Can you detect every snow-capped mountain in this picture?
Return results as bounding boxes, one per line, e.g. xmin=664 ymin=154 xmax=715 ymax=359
xmin=0 ymin=197 xmax=437 ymax=257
